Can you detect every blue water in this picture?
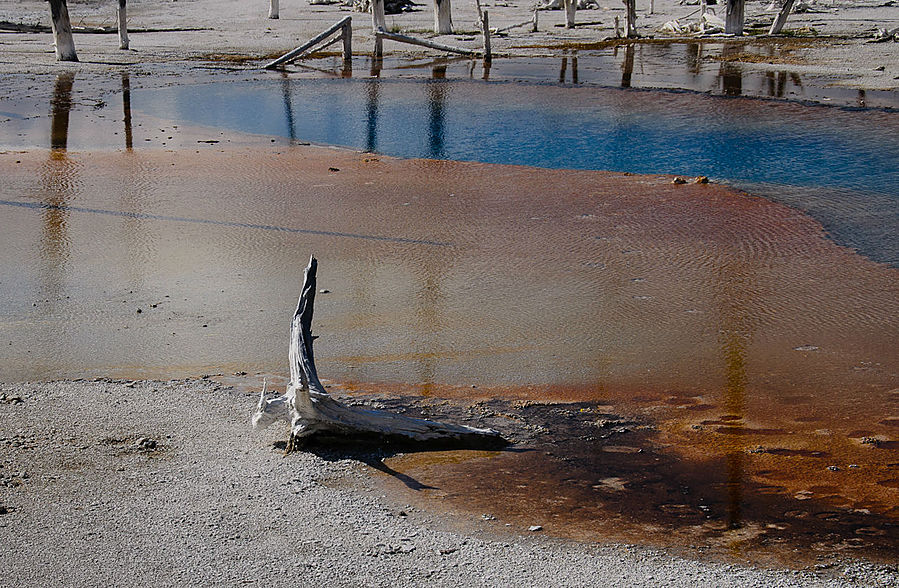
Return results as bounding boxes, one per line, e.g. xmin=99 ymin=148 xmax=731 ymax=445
xmin=135 ymin=77 xmax=899 ymax=264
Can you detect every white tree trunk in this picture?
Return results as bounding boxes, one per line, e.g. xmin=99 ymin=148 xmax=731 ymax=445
xmin=434 ymin=0 xmax=453 ymax=34
xmin=768 ymin=0 xmax=795 ymax=34
xmin=49 ymin=0 xmax=78 ymax=61
xmin=117 ymin=0 xmax=129 ymax=50
xmin=726 ymin=0 xmax=744 ymax=35
xmin=622 ymin=0 xmax=637 ymax=37
xmin=269 ymin=0 xmax=280 ymax=19
xmin=564 ymin=0 xmax=576 ymax=28
xmin=253 ymin=256 xmax=502 ymax=449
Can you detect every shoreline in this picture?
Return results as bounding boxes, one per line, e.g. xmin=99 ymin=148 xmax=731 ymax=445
xmin=2 ymin=377 xmax=897 ymax=586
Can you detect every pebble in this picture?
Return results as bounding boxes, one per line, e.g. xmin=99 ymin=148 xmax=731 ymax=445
xmin=528 ymin=525 xmax=543 ymax=532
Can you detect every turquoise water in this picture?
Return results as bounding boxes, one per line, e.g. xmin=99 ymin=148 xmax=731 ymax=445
xmin=134 ymin=76 xmax=899 ymax=265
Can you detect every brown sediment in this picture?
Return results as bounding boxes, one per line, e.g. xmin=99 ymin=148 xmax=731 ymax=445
xmin=2 ymin=142 xmax=896 ymax=566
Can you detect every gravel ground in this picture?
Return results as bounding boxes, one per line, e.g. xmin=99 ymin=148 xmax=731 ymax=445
xmin=1 ymin=379 xmax=896 ymax=587
xmin=0 ymin=0 xmax=896 ymax=89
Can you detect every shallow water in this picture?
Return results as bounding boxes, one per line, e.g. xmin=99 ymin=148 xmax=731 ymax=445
xmin=0 ymin=68 xmax=896 ymax=566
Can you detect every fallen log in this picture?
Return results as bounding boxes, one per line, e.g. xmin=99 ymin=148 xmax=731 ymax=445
xmin=253 ymin=256 xmax=503 ymax=450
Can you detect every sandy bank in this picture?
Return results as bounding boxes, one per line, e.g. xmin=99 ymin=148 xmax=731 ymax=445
xmin=1 ymin=378 xmax=896 ymax=587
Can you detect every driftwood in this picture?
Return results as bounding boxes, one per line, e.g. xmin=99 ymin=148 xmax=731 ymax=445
xmin=253 ymin=256 xmax=502 ymax=450
xmin=375 ymin=30 xmax=476 ymax=56
xmin=263 ymin=16 xmax=352 ymax=69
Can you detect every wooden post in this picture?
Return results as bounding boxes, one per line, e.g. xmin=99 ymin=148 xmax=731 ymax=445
xmin=482 ymin=10 xmax=491 ymax=62
xmin=476 ymin=0 xmax=484 ymax=26
xmin=342 ymin=18 xmax=352 ymax=62
xmin=622 ymin=0 xmax=637 ymax=38
xmin=48 ymin=0 xmax=78 ymax=61
xmin=614 ymin=15 xmax=620 ymax=37
xmin=725 ymin=0 xmax=744 ymax=35
xmin=116 ymin=0 xmax=129 ymax=50
xmin=434 ymin=0 xmax=453 ymax=34
xmin=532 ymin=8 xmax=538 ymax=32
xmin=700 ymin=0 xmax=707 ymax=33
xmin=650 ymin=0 xmax=654 ymax=14
xmin=372 ymin=0 xmax=385 ymax=58
xmin=564 ymin=0 xmax=576 ymax=29
xmin=768 ymin=0 xmax=795 ymax=35
xmin=269 ymin=0 xmax=279 ymax=19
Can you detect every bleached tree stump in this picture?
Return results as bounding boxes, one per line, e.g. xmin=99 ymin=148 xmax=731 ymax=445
xmin=726 ymin=0 xmax=744 ymax=35
xmin=434 ymin=0 xmax=453 ymax=34
xmin=253 ymin=256 xmax=503 ymax=450
xmin=622 ymin=0 xmax=637 ymax=38
xmin=768 ymin=0 xmax=795 ymax=35
xmin=269 ymin=0 xmax=280 ymax=19
xmin=49 ymin=0 xmax=78 ymax=61
xmin=117 ymin=0 xmax=129 ymax=50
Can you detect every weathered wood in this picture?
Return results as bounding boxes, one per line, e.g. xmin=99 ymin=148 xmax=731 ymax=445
xmin=376 ymin=30 xmax=476 ymax=56
xmin=117 ymin=0 xmax=129 ymax=50
xmin=725 ymin=0 xmax=744 ymax=35
xmin=253 ymin=256 xmax=502 ymax=448
xmin=372 ymin=0 xmax=386 ymax=31
xmin=264 ymin=16 xmax=352 ymax=69
xmin=482 ymin=10 xmax=491 ymax=62
xmin=434 ymin=0 xmax=453 ymax=34
xmin=269 ymin=0 xmax=280 ymax=19
xmin=48 ymin=0 xmax=78 ymax=61
xmin=532 ymin=8 xmax=539 ymax=32
xmin=564 ymin=0 xmax=576 ymax=29
xmin=622 ymin=0 xmax=637 ymax=38
xmin=342 ymin=19 xmax=352 ymax=61
xmin=768 ymin=0 xmax=794 ymax=35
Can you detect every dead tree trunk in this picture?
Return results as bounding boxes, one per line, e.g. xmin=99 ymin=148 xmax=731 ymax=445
xmin=622 ymin=0 xmax=637 ymax=38
xmin=117 ymin=0 xmax=129 ymax=50
xmin=725 ymin=0 xmax=744 ymax=35
xmin=48 ymin=0 xmax=78 ymax=61
xmin=269 ymin=0 xmax=280 ymax=19
xmin=564 ymin=0 xmax=576 ymax=29
xmin=434 ymin=0 xmax=453 ymax=34
xmin=253 ymin=256 xmax=502 ymax=449
xmin=768 ymin=0 xmax=795 ymax=35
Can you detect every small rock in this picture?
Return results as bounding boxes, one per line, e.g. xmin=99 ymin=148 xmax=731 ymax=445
xmin=0 ymin=505 xmax=8 ymax=515
xmin=319 ymin=289 xmax=330 ymax=294
xmin=528 ymin=525 xmax=543 ymax=532
xmin=136 ymin=308 xmax=142 ymax=314
xmin=827 ymin=465 xmax=840 ymax=472
xmin=672 ymin=177 xmax=687 ymax=184
xmin=328 ymin=167 xmax=340 ymax=172
xmin=694 ymin=176 xmax=709 ymax=184
xmin=136 ymin=438 xmax=157 ymax=451
xmin=481 ymin=514 xmax=496 ymax=521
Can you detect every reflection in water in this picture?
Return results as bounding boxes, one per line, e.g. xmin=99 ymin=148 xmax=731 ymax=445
xmin=621 ymin=44 xmax=635 ymax=89
xmin=121 ymin=72 xmax=133 ymax=151
xmin=715 ymin=258 xmax=755 ymax=534
xmin=364 ymin=78 xmax=380 ymax=153
xmin=427 ymin=65 xmax=448 ymax=159
xmin=50 ymin=72 xmax=74 ymax=150
xmin=686 ymin=42 xmax=703 ymax=76
xmin=281 ymin=73 xmax=297 ymax=142
xmin=720 ymin=44 xmax=742 ymax=96
xmin=40 ymin=73 xmax=77 ymax=306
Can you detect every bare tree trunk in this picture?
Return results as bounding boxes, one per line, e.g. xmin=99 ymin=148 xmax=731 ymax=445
xmin=564 ymin=0 xmax=576 ymax=28
xmin=622 ymin=0 xmax=637 ymax=38
xmin=48 ymin=0 xmax=78 ymax=61
xmin=768 ymin=0 xmax=795 ymax=34
xmin=117 ymin=0 xmax=129 ymax=50
xmin=725 ymin=0 xmax=744 ymax=35
xmin=434 ymin=0 xmax=453 ymax=34
xmin=253 ymin=256 xmax=502 ymax=449
xmin=269 ymin=0 xmax=280 ymax=19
